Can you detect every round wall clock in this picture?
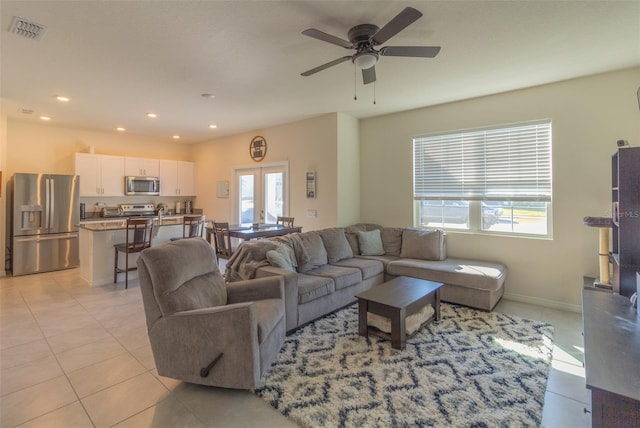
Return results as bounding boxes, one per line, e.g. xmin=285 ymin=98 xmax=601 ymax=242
xmin=250 ymin=136 xmax=267 ymax=162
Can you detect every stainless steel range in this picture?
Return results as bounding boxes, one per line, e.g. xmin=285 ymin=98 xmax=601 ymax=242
xmin=119 ymin=203 xmax=155 ymax=217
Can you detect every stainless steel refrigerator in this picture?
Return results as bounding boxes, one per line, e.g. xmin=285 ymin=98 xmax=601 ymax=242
xmin=9 ymin=173 xmax=80 ymax=276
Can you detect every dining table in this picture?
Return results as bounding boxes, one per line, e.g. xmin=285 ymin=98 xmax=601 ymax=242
xmin=205 ymin=223 xmax=302 ymax=242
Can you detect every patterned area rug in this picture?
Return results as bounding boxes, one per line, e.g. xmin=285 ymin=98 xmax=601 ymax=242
xmin=255 ymin=303 xmax=554 ymax=427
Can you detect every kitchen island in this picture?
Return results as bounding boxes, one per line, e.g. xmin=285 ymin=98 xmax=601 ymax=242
xmin=78 ymin=216 xmax=202 ymax=286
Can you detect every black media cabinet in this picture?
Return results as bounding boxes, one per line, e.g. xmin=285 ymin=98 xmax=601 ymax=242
xmin=582 ymin=287 xmax=640 ymax=427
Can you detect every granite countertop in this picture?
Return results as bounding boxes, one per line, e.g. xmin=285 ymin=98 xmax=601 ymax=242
xmin=78 ymin=216 xmax=191 ymax=231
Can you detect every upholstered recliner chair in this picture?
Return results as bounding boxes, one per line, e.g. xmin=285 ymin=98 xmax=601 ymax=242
xmin=136 ymin=238 xmax=285 ymax=390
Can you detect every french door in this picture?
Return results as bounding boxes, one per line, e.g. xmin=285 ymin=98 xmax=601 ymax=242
xmin=234 ymin=163 xmax=288 ymax=225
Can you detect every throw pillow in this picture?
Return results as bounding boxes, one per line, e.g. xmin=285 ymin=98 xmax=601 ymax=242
xmin=400 ymin=229 xmax=446 ymax=261
xmin=297 ymin=232 xmax=328 ymax=272
xmin=357 ymin=229 xmax=385 ymax=256
xmin=266 ymin=246 xmax=295 ymax=271
xmin=320 ymin=228 xmax=354 ymax=263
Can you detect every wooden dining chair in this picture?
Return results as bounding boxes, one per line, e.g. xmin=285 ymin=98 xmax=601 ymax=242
xmin=212 ymin=221 xmax=234 ymax=263
xmin=276 ymin=216 xmax=295 ymax=227
xmin=171 ymin=214 xmax=205 ymax=241
xmin=114 ymin=218 xmax=154 ymax=288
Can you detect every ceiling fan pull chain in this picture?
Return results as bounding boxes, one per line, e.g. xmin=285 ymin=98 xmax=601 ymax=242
xmin=373 ymin=81 xmax=376 ymax=105
xmin=353 ymin=65 xmax=358 ymax=101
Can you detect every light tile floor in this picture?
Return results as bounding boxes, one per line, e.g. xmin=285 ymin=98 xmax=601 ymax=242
xmin=0 ymin=268 xmax=590 ymax=427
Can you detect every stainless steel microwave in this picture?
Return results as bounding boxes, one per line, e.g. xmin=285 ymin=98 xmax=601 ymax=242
xmin=125 ymin=176 xmax=160 ymax=196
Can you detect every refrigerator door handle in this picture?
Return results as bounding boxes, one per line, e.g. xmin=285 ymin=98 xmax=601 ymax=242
xmin=49 ymin=178 xmax=55 ymax=229
xmin=14 ymin=232 xmax=79 ymax=243
xmin=45 ymin=178 xmax=51 ymax=230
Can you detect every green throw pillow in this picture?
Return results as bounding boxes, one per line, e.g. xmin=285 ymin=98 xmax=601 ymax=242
xmin=357 ymin=229 xmax=385 ymax=256
xmin=266 ymin=247 xmax=295 ymax=271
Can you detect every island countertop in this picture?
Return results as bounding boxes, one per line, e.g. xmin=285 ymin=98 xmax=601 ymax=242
xmin=79 ymin=216 xmax=193 ymax=231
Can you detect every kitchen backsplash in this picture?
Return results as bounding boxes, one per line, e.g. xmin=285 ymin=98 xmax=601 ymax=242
xmin=81 ymin=196 xmax=196 ymax=217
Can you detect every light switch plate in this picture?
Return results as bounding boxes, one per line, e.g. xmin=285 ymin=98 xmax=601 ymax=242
xmin=307 ymin=209 xmax=317 ymax=218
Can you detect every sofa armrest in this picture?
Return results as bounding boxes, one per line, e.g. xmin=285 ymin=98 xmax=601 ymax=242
xmin=227 ymin=275 xmax=284 ymax=303
xmin=150 ymin=302 xmax=261 ymax=389
xmin=256 ymin=266 xmax=299 ymax=332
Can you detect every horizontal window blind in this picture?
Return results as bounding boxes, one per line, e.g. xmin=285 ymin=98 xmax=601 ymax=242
xmin=414 ymin=121 xmax=552 ymax=201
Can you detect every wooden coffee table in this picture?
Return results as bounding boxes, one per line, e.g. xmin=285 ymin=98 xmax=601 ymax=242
xmin=356 ymin=276 xmax=444 ymax=350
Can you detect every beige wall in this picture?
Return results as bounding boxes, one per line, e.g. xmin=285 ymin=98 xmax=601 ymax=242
xmin=337 ymin=113 xmax=360 ymax=226
xmin=192 ymin=114 xmax=342 ymax=231
xmin=360 ymin=67 xmax=640 ymax=311
xmin=5 ymin=120 xmax=191 ymax=177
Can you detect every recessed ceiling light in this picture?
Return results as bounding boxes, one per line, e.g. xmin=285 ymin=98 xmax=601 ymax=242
xmin=201 ymin=93 xmax=215 ymax=99
xmin=209 ymin=124 xmax=217 ymax=129
xmin=55 ymin=95 xmax=70 ymax=102
xmin=172 ymin=135 xmax=180 ymax=139
xmin=116 ymin=127 xmax=126 ymax=132
xmin=39 ymin=116 xmax=51 ymax=121
xmin=146 ymin=113 xmax=157 ymax=118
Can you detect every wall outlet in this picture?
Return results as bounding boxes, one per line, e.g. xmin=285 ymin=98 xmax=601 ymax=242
xmin=307 ymin=209 xmax=317 ymax=218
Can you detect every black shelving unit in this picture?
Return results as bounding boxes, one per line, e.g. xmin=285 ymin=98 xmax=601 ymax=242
xmin=611 ymin=146 xmax=640 ymax=297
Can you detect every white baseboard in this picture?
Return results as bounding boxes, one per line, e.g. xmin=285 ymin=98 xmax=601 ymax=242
xmin=503 ymin=292 xmax=582 ymax=314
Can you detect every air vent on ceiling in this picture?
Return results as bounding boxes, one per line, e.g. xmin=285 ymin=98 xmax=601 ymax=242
xmin=8 ymin=16 xmax=47 ymax=40
xmin=19 ymin=108 xmax=35 ymax=115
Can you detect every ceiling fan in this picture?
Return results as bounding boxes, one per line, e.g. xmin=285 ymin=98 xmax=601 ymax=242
xmin=300 ymin=7 xmax=441 ymax=85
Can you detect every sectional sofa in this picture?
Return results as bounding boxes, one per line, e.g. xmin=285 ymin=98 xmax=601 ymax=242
xmin=225 ymin=223 xmax=507 ymax=332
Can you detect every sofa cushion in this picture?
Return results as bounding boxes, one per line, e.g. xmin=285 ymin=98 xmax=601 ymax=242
xmin=387 ymin=258 xmax=507 ymax=291
xmin=381 ymin=227 xmax=403 ymax=256
xmin=297 ymin=274 xmax=335 ymax=304
xmin=356 ymin=254 xmax=402 ymax=270
xmin=400 ymin=229 xmax=446 ymax=261
xmin=357 ymin=229 xmax=385 ymax=256
xmin=306 ymin=264 xmax=362 ymax=291
xmin=320 ymin=228 xmax=353 ymax=263
xmin=332 ymin=257 xmax=384 ymax=280
xmin=266 ymin=246 xmax=295 ymax=271
xmin=140 ymin=239 xmax=227 ymax=316
xmin=297 ymin=232 xmax=328 ymax=273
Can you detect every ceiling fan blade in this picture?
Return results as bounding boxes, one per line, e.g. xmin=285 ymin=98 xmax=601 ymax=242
xmin=301 ymin=56 xmax=352 ymax=76
xmin=362 ymin=66 xmax=376 ymax=85
xmin=302 ymin=29 xmax=354 ymax=49
xmin=380 ymin=46 xmax=441 ymax=58
xmin=372 ymin=7 xmax=423 ymax=45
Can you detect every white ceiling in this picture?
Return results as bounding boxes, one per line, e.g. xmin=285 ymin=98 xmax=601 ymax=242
xmin=1 ymin=1 xmax=639 ymax=144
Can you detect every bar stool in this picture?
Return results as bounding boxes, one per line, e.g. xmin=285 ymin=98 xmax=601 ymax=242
xmin=276 ymin=216 xmax=295 ymax=227
xmin=171 ymin=214 xmax=205 ymax=241
xmin=114 ymin=218 xmax=154 ymax=288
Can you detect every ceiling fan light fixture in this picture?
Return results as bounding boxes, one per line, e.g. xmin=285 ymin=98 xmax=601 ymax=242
xmin=352 ymin=52 xmax=378 ymax=70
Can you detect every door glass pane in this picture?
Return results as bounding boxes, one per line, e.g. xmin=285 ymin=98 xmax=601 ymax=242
xmin=238 ymin=174 xmax=254 ymax=224
xmin=264 ymin=172 xmax=283 ymax=223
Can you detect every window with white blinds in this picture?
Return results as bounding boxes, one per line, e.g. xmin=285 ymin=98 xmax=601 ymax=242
xmin=413 ymin=120 xmax=552 ymax=237
xmin=414 ymin=120 xmax=552 ymax=201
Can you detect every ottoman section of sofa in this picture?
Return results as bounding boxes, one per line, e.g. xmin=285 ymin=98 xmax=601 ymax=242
xmin=386 ymin=257 xmax=507 ymax=310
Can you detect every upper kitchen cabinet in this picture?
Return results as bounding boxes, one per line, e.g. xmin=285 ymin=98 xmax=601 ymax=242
xmin=159 ymin=160 xmax=196 ymax=196
xmin=125 ymin=157 xmax=160 ymax=177
xmin=75 ymin=153 xmax=125 ymax=197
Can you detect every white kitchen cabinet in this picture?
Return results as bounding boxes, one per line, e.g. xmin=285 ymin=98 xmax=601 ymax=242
xmin=159 ymin=160 xmax=196 ymax=196
xmin=75 ymin=153 xmax=125 ymax=196
xmin=125 ymin=157 xmax=160 ymax=177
